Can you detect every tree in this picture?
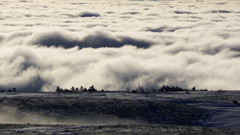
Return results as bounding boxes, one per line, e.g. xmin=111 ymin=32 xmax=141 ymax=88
xmin=192 ymin=87 xmax=196 ymax=91
xmin=12 ymin=88 xmax=16 ymax=92
xmin=125 ymin=87 xmax=130 ymax=93
xmin=161 ymin=85 xmax=166 ymax=92
xmin=165 ymin=85 xmax=170 ymax=91
xmin=83 ymin=88 xmax=88 ymax=92
xmin=136 ymin=85 xmax=144 ymax=93
xmin=75 ymin=88 xmax=79 ymax=92
xmin=88 ymin=85 xmax=97 ymax=92
xmin=56 ymin=86 xmax=60 ymax=92
xmin=80 ymin=86 xmax=84 ymax=92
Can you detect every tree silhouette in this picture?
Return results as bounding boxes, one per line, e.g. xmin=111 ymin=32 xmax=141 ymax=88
xmin=12 ymin=88 xmax=16 ymax=92
xmin=75 ymin=87 xmax=79 ymax=92
xmin=136 ymin=85 xmax=144 ymax=93
xmin=56 ymin=86 xmax=60 ymax=92
xmin=88 ymin=85 xmax=97 ymax=92
xmin=125 ymin=87 xmax=130 ymax=93
xmin=80 ymin=86 xmax=84 ymax=92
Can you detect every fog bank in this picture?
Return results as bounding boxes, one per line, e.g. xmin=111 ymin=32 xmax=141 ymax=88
xmin=0 ymin=0 xmax=240 ymax=91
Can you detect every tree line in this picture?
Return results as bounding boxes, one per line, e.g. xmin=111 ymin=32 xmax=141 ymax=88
xmin=56 ymin=85 xmax=99 ymax=93
xmin=55 ymin=84 xmax=208 ymax=94
xmin=0 ymin=88 xmax=17 ymax=92
xmin=127 ymin=85 xmax=208 ymax=94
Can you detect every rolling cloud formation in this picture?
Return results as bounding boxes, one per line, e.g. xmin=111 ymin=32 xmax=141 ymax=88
xmin=0 ymin=0 xmax=240 ymax=92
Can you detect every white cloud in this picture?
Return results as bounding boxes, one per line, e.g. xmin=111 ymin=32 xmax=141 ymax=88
xmin=0 ymin=0 xmax=240 ymax=91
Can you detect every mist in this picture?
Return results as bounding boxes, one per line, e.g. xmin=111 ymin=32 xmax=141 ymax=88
xmin=0 ymin=0 xmax=240 ymax=92
xmin=0 ymin=105 xmax=138 ymax=125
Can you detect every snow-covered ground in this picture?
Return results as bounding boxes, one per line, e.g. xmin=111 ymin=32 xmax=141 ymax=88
xmin=191 ymin=102 xmax=240 ymax=129
xmin=0 ymin=91 xmax=240 ymax=130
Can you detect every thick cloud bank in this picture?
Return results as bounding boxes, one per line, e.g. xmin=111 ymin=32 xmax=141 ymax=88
xmin=29 ymin=31 xmax=152 ymax=48
xmin=0 ymin=0 xmax=240 ymax=92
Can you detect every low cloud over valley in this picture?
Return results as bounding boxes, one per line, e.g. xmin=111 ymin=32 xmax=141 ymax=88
xmin=0 ymin=0 xmax=240 ymax=92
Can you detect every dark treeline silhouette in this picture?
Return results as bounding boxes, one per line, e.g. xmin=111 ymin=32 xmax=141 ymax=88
xmin=56 ymin=85 xmax=98 ymax=94
xmin=127 ymin=85 xmax=208 ymax=94
xmin=0 ymin=88 xmax=17 ymax=92
xmin=56 ymin=84 xmax=208 ymax=94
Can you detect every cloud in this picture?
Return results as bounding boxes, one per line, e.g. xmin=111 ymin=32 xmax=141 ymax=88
xmin=0 ymin=35 xmax=4 ymax=43
xmin=29 ymin=31 xmax=77 ymax=48
xmin=64 ymin=12 xmax=101 ymax=18
xmin=28 ymin=31 xmax=152 ymax=48
xmin=79 ymin=12 xmax=100 ymax=17
xmin=209 ymin=10 xmax=232 ymax=13
xmin=123 ymin=12 xmax=140 ymax=15
xmin=0 ymin=48 xmax=46 ymax=92
xmin=174 ymin=11 xmax=193 ymax=14
xmin=0 ymin=0 xmax=240 ymax=92
xmin=216 ymin=3 xmax=226 ymax=5
xmin=144 ymin=26 xmax=189 ymax=33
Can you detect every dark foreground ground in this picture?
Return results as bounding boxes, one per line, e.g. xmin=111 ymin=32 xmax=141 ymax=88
xmin=1 ymin=123 xmax=240 ymax=135
xmin=0 ymin=91 xmax=240 ymax=134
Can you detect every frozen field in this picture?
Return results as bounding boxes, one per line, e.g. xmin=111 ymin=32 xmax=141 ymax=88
xmin=0 ymin=91 xmax=240 ymax=134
